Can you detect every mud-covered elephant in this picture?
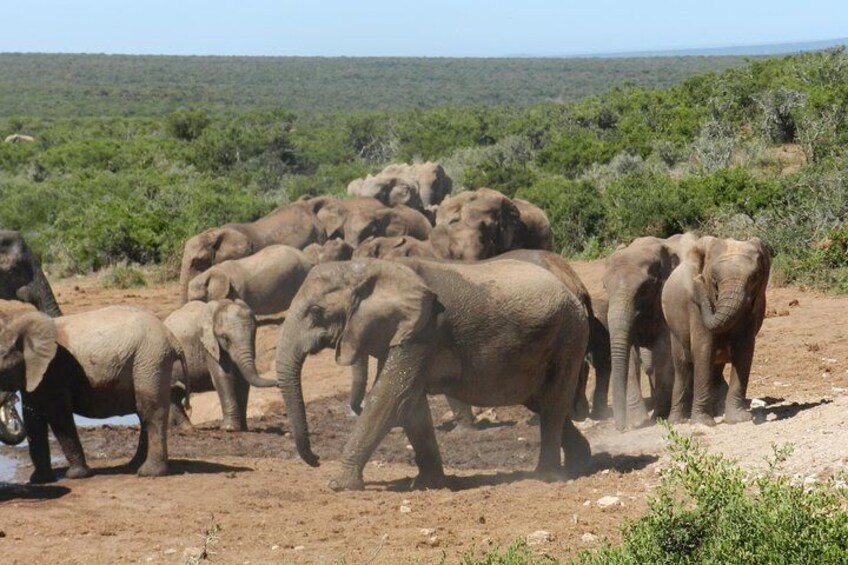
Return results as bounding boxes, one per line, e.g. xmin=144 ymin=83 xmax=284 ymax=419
xmin=603 ymin=234 xmax=694 ymax=431
xmin=178 ymin=201 xmax=325 ymax=303
xmin=166 ymin=299 xmax=276 ymax=431
xmin=662 ymin=236 xmax=770 ymax=426
xmin=187 ymin=245 xmax=312 ymax=316
xmin=275 ymin=258 xmax=591 ymax=490
xmin=0 ymin=307 xmax=183 ymax=483
xmin=352 ymin=236 xmax=439 ymax=260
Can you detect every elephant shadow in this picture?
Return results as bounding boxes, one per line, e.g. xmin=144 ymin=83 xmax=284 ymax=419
xmin=370 ymin=453 xmax=658 ymax=493
xmin=57 ymin=459 xmax=253 ymax=478
xmin=0 ymin=482 xmax=70 ymax=502
xmin=750 ymin=397 xmax=831 ymax=424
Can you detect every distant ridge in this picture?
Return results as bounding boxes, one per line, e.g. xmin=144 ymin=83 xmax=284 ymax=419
xmin=513 ymin=37 xmax=848 ymax=59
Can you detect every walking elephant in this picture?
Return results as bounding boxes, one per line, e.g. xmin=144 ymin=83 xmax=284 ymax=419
xmin=186 ymin=245 xmax=312 ymax=316
xmin=662 ymin=236 xmax=770 ymax=426
xmin=603 ymin=234 xmax=694 ymax=431
xmin=178 ymin=202 xmax=325 ymax=303
xmin=166 ymin=299 xmax=276 ymax=431
xmin=0 ymin=307 xmax=183 ymax=483
xmin=275 ymin=258 xmax=591 ymax=491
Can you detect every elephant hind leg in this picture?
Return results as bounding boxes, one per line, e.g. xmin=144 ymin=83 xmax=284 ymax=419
xmin=562 ymin=419 xmax=591 ymax=476
xmin=402 ymin=395 xmax=445 ymax=489
xmin=133 ymin=362 xmax=171 ymax=477
xmin=43 ymin=395 xmax=91 ymax=480
xmin=446 ymin=396 xmax=475 ymax=429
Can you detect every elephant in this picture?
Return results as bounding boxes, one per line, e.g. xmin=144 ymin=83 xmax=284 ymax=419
xmin=352 ymin=236 xmax=439 ymax=260
xmin=308 ymin=196 xmax=385 ymax=240
xmin=603 ymin=234 xmax=694 ymax=431
xmin=662 ymin=236 xmax=770 ymax=426
xmin=178 ymin=201 xmax=326 ymax=303
xmin=165 ymin=299 xmax=276 ymax=431
xmin=514 ymin=199 xmax=554 ymax=251
xmin=302 ymin=239 xmax=354 ymax=264
xmin=186 ymin=245 xmax=312 ymax=316
xmin=342 ymin=204 xmax=432 ymax=247
xmin=0 ymin=230 xmax=62 ymax=445
xmin=0 ymin=230 xmax=62 ymax=318
xmin=0 ymin=306 xmax=183 ymax=483
xmin=348 ymin=162 xmax=452 ymax=209
xmin=275 ymin=257 xmax=591 ymax=491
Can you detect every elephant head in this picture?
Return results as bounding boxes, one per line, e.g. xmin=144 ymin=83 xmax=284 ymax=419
xmin=684 ymin=236 xmax=770 ymax=333
xmin=179 ymin=227 xmax=253 ymax=304
xmin=0 ymin=312 xmax=57 ymax=396
xmin=353 ymin=236 xmax=437 ymax=260
xmin=186 ymin=268 xmax=237 ymax=303
xmin=201 ymin=300 xmax=275 ymax=388
xmin=0 ymin=231 xmax=62 ymax=317
xmin=275 ymin=260 xmax=435 ymax=466
xmin=302 ymin=239 xmax=354 ymax=264
xmin=357 ymin=174 xmax=424 ymax=211
xmin=430 ymin=189 xmax=522 ymax=260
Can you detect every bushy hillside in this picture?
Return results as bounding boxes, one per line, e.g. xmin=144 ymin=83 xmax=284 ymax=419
xmin=1 ymin=48 xmax=847 ymax=288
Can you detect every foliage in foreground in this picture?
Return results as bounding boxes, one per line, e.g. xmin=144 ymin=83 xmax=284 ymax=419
xmin=466 ymin=425 xmax=848 ymax=565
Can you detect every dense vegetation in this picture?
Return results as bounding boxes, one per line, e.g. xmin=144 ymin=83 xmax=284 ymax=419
xmin=464 ymin=427 xmax=848 ymax=564
xmin=0 ymin=53 xmax=751 ymax=116
xmin=1 ymin=48 xmax=848 ymax=288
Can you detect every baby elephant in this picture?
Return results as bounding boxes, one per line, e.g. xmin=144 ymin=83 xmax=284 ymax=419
xmin=0 ymin=307 xmax=184 ymax=483
xmin=165 ymin=299 xmax=276 ymax=431
xmin=187 ymin=245 xmax=312 ymax=315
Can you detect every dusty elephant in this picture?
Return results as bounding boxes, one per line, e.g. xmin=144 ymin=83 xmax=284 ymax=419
xmin=0 ymin=307 xmax=184 ymax=483
xmin=342 ymin=204 xmax=432 ymax=247
xmin=514 ymin=199 xmax=554 ymax=251
xmin=178 ymin=201 xmax=325 ymax=303
xmin=352 ymin=236 xmax=439 ymax=260
xmin=275 ymin=258 xmax=591 ymax=491
xmin=348 ymin=162 xmax=452 ymax=209
xmin=302 ymin=239 xmax=354 ymax=264
xmin=166 ymin=299 xmax=276 ymax=431
xmin=662 ymin=236 xmax=770 ymax=426
xmin=187 ymin=245 xmax=312 ymax=316
xmin=603 ymin=234 xmax=694 ymax=431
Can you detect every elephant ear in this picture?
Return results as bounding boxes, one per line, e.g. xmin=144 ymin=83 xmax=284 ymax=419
xmin=212 ymin=228 xmax=253 ymax=263
xmin=199 ymin=303 xmax=220 ymax=362
xmin=9 ymin=312 xmax=57 ymax=392
xmin=335 ymin=261 xmax=435 ymax=366
xmin=682 ymin=236 xmax=718 ymax=304
xmin=206 ymin=271 xmax=236 ymax=301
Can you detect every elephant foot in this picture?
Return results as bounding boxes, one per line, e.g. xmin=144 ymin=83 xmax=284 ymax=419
xmin=589 ymin=404 xmax=612 ymax=421
xmin=563 ymin=429 xmax=592 ymax=477
xmin=690 ymin=411 xmax=716 ymax=427
xmin=572 ymin=395 xmax=590 ymax=422
xmin=723 ymin=406 xmax=752 ymax=424
xmin=29 ymin=468 xmax=58 ymax=484
xmin=328 ymin=473 xmax=365 ymax=492
xmin=667 ymin=409 xmax=688 ymax=425
xmin=626 ymin=404 xmax=650 ymax=430
xmin=534 ymin=466 xmax=565 ymax=483
xmin=412 ymin=469 xmax=446 ymax=490
xmin=220 ymin=421 xmax=247 ymax=432
xmin=65 ymin=465 xmax=93 ymax=480
xmin=137 ymin=460 xmax=169 ymax=477
xmin=349 ymin=404 xmax=363 ymax=417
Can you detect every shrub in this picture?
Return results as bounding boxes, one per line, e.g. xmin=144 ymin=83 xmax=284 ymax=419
xmin=461 ymin=539 xmax=556 ymax=565
xmin=166 ymin=109 xmax=210 ymax=141
xmin=99 ymin=264 xmax=147 ymax=289
xmin=535 ymin=127 xmax=618 ymax=178
xmin=580 ymin=424 xmax=848 ymax=564
xmin=756 ymin=87 xmax=806 ymax=143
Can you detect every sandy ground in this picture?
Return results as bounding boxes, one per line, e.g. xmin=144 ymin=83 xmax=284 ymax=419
xmin=0 ymin=259 xmax=847 ymax=564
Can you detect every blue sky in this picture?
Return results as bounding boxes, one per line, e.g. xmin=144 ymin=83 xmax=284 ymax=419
xmin=3 ymin=1 xmax=847 ymax=57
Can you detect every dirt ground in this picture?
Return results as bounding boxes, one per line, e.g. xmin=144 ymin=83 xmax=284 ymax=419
xmin=1 ymin=259 xmax=847 ymax=564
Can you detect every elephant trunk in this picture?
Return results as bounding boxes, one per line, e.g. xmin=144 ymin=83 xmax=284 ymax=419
xmin=276 ymin=321 xmax=319 ymax=467
xmin=232 ymin=345 xmax=276 ymax=388
xmin=179 ymin=259 xmax=194 ymax=305
xmin=699 ymin=278 xmax=749 ymax=333
xmin=608 ymin=291 xmax=636 ymax=431
xmin=31 ymin=268 xmax=62 ymax=318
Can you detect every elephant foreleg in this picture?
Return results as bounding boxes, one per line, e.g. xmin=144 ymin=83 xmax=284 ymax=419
xmin=401 ymin=394 xmax=445 ymax=489
xmin=690 ymin=330 xmax=717 ymax=427
xmin=210 ymin=360 xmax=245 ymax=431
xmin=668 ymin=333 xmax=693 ymax=425
xmin=349 ymin=357 xmax=369 ymax=416
xmin=725 ymin=331 xmax=756 ymax=424
xmin=169 ymin=385 xmax=194 ymax=431
xmin=626 ymin=347 xmax=650 ymax=429
xmin=23 ymin=398 xmax=56 ymax=484
xmin=43 ymin=395 xmax=91 ymax=479
xmin=234 ymin=376 xmax=250 ymax=431
xmin=330 ymin=346 xmax=425 ymax=491
xmin=649 ymin=333 xmax=674 ymax=421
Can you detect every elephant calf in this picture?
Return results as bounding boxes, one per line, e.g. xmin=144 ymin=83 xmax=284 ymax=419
xmin=0 ymin=307 xmax=184 ymax=483
xmin=166 ymin=300 xmax=277 ymax=431
xmin=187 ymin=245 xmax=313 ymax=316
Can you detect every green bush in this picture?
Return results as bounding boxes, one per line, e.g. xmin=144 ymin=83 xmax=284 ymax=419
xmin=461 ymin=539 xmax=556 ymax=565
xmin=99 ymin=264 xmax=147 ymax=289
xmin=166 ymin=109 xmax=210 ymax=141
xmin=580 ymin=425 xmax=848 ymax=564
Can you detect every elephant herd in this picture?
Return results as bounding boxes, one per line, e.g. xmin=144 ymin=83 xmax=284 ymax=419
xmin=0 ymin=161 xmax=771 ymax=492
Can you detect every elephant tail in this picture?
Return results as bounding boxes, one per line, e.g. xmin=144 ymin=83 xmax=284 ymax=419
xmin=167 ymin=331 xmax=192 ymax=415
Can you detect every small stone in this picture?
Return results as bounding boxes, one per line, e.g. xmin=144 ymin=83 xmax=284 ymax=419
xmin=596 ymin=496 xmax=621 ymax=508
xmin=750 ymin=398 xmax=766 ymax=409
xmin=517 ymin=436 xmax=527 ymax=442
xmin=163 ymin=548 xmax=176 ymax=555
xmin=271 ymin=545 xmax=280 ymax=550
xmin=600 ymin=469 xmax=610 ymax=475
xmin=581 ymin=533 xmax=598 ymax=543
xmin=427 ymin=536 xmax=440 ymax=546
xmin=583 ymin=499 xmax=591 ymax=506
xmin=420 ymin=528 xmax=435 ymax=536
xmin=400 ymin=504 xmax=412 ymax=513
xmin=526 ymin=530 xmax=554 ymax=546
xmin=406 ymin=444 xmax=413 ymax=451
xmin=293 ymin=546 xmax=305 ymax=551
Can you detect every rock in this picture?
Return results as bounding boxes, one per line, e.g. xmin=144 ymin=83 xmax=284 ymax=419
xmin=400 ymin=500 xmax=412 ymax=513
xmin=426 ymin=536 xmax=440 ymax=547
xmin=596 ymin=496 xmax=621 ymax=508
xmin=526 ymin=530 xmax=554 ymax=545
xmin=581 ymin=533 xmax=598 ymax=543
xmin=420 ymin=528 xmax=435 ymax=536
xmin=750 ymin=398 xmax=766 ymax=409
xmin=293 ymin=546 xmax=305 ymax=551
xmin=270 ymin=545 xmax=280 ymax=550
xmin=163 ymin=548 xmax=176 ymax=555
xmin=583 ymin=500 xmax=591 ymax=506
